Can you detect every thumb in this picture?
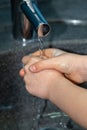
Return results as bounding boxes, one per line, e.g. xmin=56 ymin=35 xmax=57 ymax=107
xmin=29 ymin=57 xmax=68 ymax=73
xmin=29 ymin=59 xmax=55 ymax=72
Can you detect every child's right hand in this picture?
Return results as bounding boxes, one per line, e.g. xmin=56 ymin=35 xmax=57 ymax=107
xmin=28 ymin=48 xmax=87 ymax=84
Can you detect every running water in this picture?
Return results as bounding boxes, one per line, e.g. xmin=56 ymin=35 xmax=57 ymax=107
xmin=38 ymin=38 xmax=45 ymax=58
xmin=32 ymin=38 xmax=48 ymax=130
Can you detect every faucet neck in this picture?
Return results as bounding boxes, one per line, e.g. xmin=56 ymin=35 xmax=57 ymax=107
xmin=11 ymin=0 xmax=50 ymax=43
xmin=11 ymin=0 xmax=34 ymax=42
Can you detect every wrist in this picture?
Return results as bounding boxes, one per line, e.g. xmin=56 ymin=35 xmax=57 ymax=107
xmin=47 ymin=74 xmax=66 ymax=101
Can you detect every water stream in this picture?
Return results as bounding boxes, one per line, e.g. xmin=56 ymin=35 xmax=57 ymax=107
xmin=32 ymin=38 xmax=48 ymax=130
xmin=38 ymin=38 xmax=45 ymax=58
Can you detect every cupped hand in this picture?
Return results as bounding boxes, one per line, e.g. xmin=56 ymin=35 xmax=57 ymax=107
xmin=20 ymin=56 xmax=64 ymax=99
xmin=19 ymin=48 xmax=65 ymax=77
xmin=24 ymin=48 xmax=87 ymax=84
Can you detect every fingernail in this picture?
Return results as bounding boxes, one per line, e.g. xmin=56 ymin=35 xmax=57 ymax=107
xmin=29 ymin=65 xmax=36 ymax=71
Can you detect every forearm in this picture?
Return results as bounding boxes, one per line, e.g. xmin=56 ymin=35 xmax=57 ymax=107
xmin=49 ymin=77 xmax=87 ymax=128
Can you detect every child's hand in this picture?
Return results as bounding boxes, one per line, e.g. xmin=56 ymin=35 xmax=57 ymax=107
xmin=19 ymin=48 xmax=65 ymax=77
xmin=27 ymin=48 xmax=87 ymax=84
xmin=20 ymin=56 xmax=64 ymax=99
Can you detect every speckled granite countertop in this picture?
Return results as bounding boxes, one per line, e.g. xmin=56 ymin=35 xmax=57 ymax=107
xmin=0 ymin=0 xmax=87 ymax=130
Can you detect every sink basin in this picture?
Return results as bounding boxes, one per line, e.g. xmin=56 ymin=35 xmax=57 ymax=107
xmin=0 ymin=40 xmax=87 ymax=130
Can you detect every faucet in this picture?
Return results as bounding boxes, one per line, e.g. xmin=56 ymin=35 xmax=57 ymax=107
xmin=10 ymin=0 xmax=50 ymax=43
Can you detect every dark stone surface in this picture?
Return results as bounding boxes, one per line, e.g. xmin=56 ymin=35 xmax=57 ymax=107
xmin=38 ymin=0 xmax=87 ymax=20
xmin=0 ymin=41 xmax=86 ymax=130
xmin=0 ymin=0 xmax=87 ymax=130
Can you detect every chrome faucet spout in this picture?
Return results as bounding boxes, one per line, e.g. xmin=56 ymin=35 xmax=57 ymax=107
xmin=11 ymin=0 xmax=50 ymax=42
xmin=21 ymin=0 xmax=50 ymax=38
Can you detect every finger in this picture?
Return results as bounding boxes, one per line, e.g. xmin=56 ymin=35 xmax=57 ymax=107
xmin=22 ymin=48 xmax=65 ymax=65
xmin=29 ymin=56 xmax=70 ymax=74
xmin=22 ymin=54 xmax=32 ymax=65
xmin=32 ymin=48 xmax=57 ymax=58
xmin=22 ymin=49 xmax=50 ymax=65
xmin=29 ymin=57 xmax=62 ymax=72
xmin=31 ymin=50 xmax=42 ymax=56
xmin=22 ymin=51 xmax=44 ymax=65
xmin=19 ymin=68 xmax=25 ymax=77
